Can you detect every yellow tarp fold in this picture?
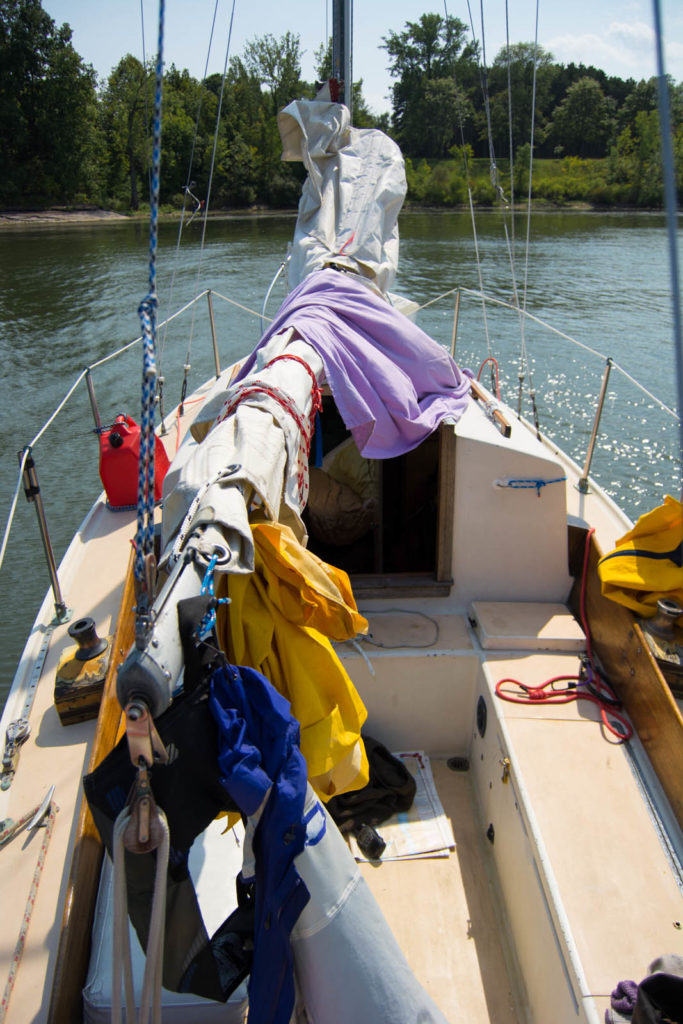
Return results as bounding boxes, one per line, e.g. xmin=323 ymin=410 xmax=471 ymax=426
xmin=597 ymin=494 xmax=683 ymax=617
xmin=217 ymin=521 xmax=369 ymax=801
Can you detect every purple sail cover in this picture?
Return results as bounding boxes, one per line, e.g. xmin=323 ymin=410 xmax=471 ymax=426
xmin=235 ymin=268 xmax=472 ymax=458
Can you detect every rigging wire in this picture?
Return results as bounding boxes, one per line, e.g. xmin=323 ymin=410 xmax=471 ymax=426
xmin=181 ymin=0 xmax=238 ymax=413
xmin=140 ymin=0 xmax=153 ymax=204
xmin=464 ymin=0 xmax=541 ymax=427
xmin=417 ymin=285 xmax=681 ymax=420
xmin=502 ymin=0 xmax=529 ymax=408
xmin=517 ymin=0 xmax=541 ymax=434
xmin=466 ymin=0 xmax=505 ymax=204
xmin=0 ymin=288 xmax=269 ymax=582
xmin=505 ymin=0 xmax=515 ymax=248
xmin=158 ymin=0 xmax=221 ymax=373
xmin=652 ymin=0 xmax=683 ymax=496
xmin=0 ymin=280 xmax=679 ymax=587
xmin=444 ymin=0 xmax=494 ymax=361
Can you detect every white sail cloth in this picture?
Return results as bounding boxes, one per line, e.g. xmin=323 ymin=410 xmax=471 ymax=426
xmin=290 ymin=786 xmax=449 ymax=1023
xmin=160 ymin=333 xmax=322 ymax=573
xmin=278 ymin=100 xmax=407 ymax=295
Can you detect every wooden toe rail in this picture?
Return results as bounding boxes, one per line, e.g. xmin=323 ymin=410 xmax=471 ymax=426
xmin=570 ymin=526 xmax=683 ymax=830
xmin=48 ymin=550 xmax=135 ymax=1024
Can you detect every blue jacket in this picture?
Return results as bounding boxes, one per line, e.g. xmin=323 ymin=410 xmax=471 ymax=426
xmin=209 ymin=663 xmax=310 ymax=1024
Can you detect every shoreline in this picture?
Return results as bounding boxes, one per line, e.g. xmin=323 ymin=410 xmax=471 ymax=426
xmin=0 ymin=208 xmax=130 ymax=226
xmin=0 ymin=202 xmax=669 ymax=228
xmin=0 ymin=206 xmax=299 ymax=228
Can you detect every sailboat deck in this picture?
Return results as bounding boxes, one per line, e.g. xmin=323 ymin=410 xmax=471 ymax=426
xmin=482 ymin=649 xmax=683 ymax=1022
xmin=359 ymin=760 xmax=519 ymax=1023
xmin=343 ymin=606 xmax=683 ymax=1024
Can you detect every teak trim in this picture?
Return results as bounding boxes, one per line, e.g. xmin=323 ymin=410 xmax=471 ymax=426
xmin=570 ymin=526 xmax=683 ymax=830
xmin=48 ymin=548 xmax=136 ymax=1024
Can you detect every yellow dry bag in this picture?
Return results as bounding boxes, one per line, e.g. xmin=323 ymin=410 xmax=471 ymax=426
xmin=597 ymin=495 xmax=683 ymax=617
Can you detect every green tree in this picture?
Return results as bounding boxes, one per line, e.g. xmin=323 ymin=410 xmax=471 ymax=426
xmin=414 ymin=77 xmax=473 ymax=157
xmin=382 ymin=13 xmax=478 ymax=157
xmin=486 ymin=43 xmax=556 ymax=157
xmin=161 ymin=64 xmax=217 ymax=203
xmin=99 ymin=55 xmax=152 ymax=210
xmin=242 ymin=31 xmax=304 ymax=115
xmin=609 ymin=108 xmax=665 ymax=205
xmin=0 ymin=0 xmax=98 ymax=206
xmin=545 ymin=76 xmax=615 ymax=158
xmin=218 ymin=53 xmax=303 ymax=208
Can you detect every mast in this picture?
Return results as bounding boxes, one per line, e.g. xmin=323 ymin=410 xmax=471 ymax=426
xmin=652 ymin=0 xmax=683 ymax=497
xmin=331 ymin=0 xmax=353 ymax=119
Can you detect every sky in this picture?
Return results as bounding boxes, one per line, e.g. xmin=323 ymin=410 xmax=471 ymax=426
xmin=42 ymin=0 xmax=683 ymax=115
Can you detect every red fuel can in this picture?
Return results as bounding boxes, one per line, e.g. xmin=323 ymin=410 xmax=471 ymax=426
xmin=98 ymin=414 xmax=170 ymax=509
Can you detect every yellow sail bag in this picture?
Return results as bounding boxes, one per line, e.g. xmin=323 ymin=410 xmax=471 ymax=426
xmin=597 ymin=495 xmax=683 ymax=617
xmin=217 ymin=521 xmax=369 ymax=801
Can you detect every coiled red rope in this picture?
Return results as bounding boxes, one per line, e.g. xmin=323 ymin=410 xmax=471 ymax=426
xmin=495 ymin=527 xmax=633 ymax=742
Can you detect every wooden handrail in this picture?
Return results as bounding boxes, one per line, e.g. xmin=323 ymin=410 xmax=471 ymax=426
xmin=469 ymin=379 xmax=512 ymax=438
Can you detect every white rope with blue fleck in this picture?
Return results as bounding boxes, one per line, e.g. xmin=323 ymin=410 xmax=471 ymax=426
xmin=135 ymin=0 xmax=165 ymax=619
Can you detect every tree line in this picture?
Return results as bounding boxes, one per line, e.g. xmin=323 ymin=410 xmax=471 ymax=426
xmin=1 ymin=0 xmax=681 ymax=212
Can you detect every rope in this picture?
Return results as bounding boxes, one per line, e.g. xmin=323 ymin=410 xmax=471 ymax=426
xmin=495 ymin=671 xmax=632 ymax=741
xmin=112 ymin=804 xmax=169 ymax=1024
xmin=477 ymin=357 xmax=500 ymax=399
xmin=261 ymin=255 xmax=290 ymax=330
xmin=134 ymin=0 xmax=165 ymax=614
xmin=0 ymin=801 xmax=57 ymax=1023
xmin=265 ymin=353 xmax=323 ymax=409
xmin=495 ymin=527 xmax=633 ymax=742
xmin=195 ymin=552 xmax=230 ymax=641
xmin=494 ymin=476 xmax=566 ymax=497
xmin=217 ymin=370 xmax=322 ymax=507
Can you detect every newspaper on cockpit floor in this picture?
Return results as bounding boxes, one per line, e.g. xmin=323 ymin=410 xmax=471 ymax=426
xmin=348 ymin=751 xmax=456 ymax=862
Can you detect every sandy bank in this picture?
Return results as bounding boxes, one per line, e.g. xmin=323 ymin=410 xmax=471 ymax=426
xmin=0 ymin=208 xmax=129 ymax=226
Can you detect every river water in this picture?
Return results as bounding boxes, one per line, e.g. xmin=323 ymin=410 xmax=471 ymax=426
xmin=0 ymin=209 xmax=680 ymax=705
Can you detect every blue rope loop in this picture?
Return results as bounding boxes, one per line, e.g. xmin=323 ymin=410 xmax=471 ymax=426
xmin=501 ymin=476 xmax=567 ymax=497
xmin=135 ymin=294 xmax=160 ymax=589
xmin=195 ymin=553 xmax=230 ymax=642
xmin=134 ymin=0 xmax=165 ymax=606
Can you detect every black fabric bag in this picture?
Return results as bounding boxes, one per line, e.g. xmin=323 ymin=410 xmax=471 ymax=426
xmin=83 ymin=596 xmax=252 ymax=1002
xmin=632 ymin=972 xmax=683 ymax=1024
xmin=326 ymin=734 xmax=417 ymax=834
